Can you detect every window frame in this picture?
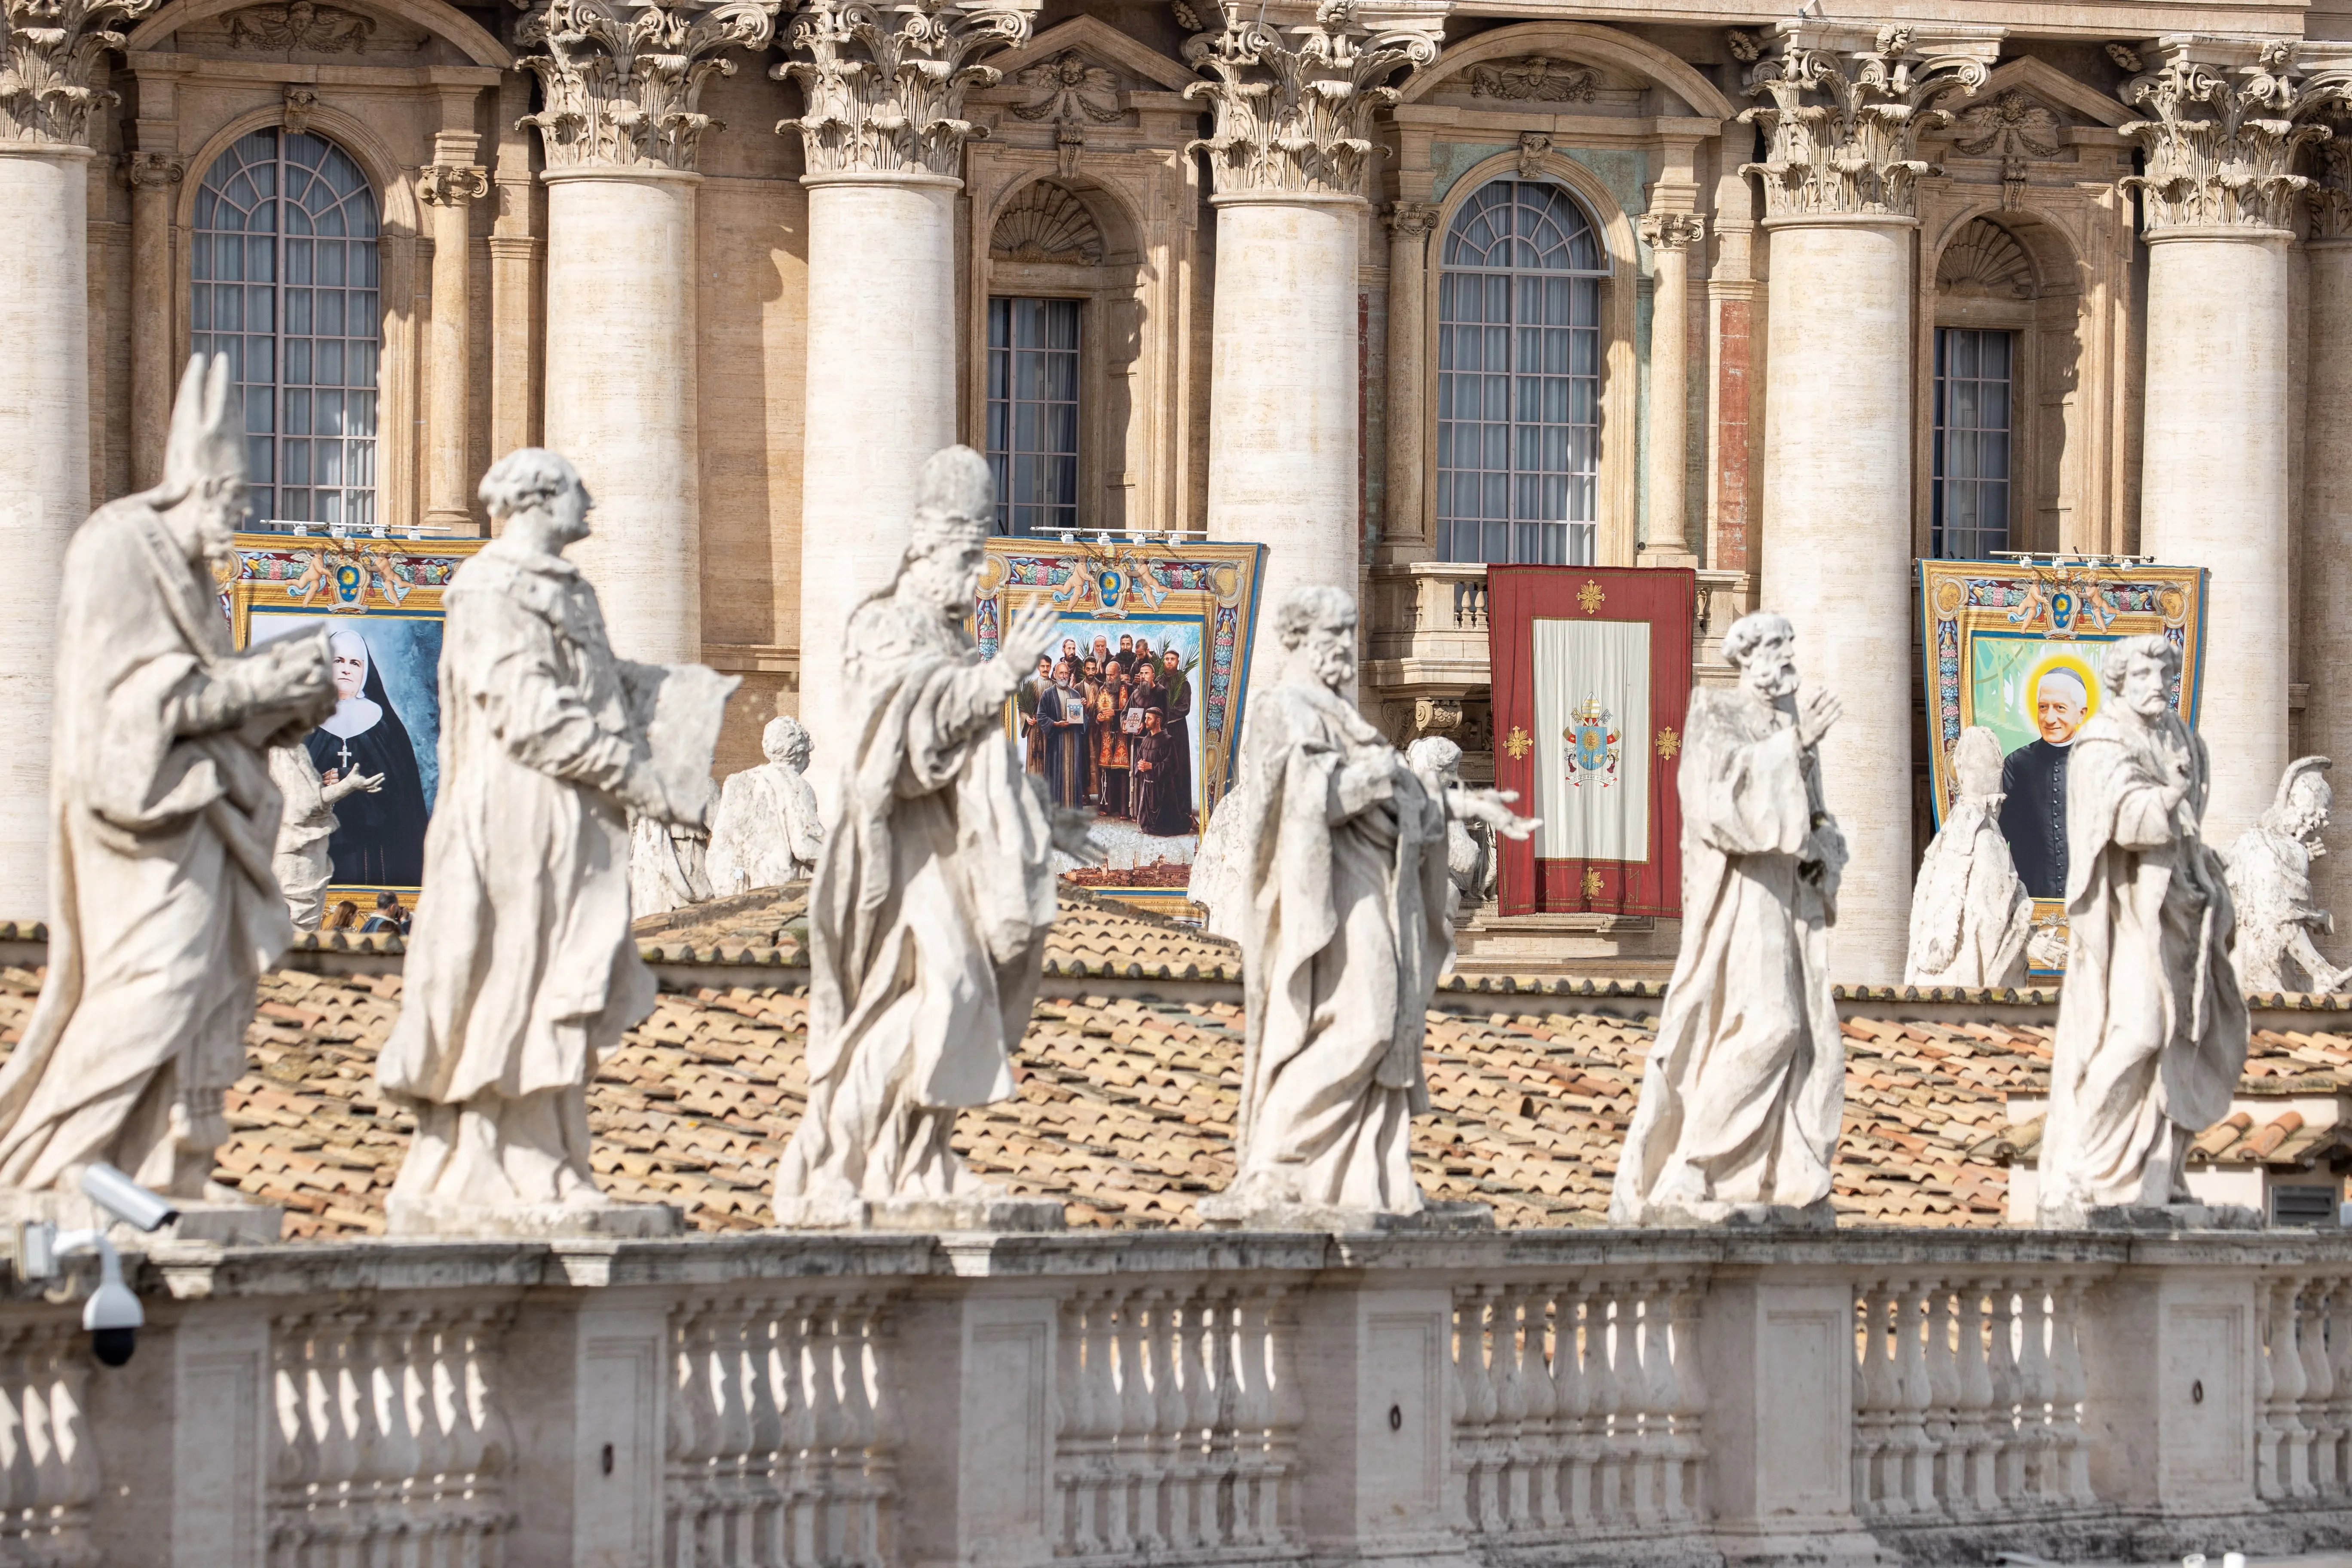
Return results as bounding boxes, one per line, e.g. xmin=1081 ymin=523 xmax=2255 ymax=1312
xmin=1930 ymin=325 xmax=2018 ymax=562
xmin=985 ymin=294 xmax=1084 ymax=538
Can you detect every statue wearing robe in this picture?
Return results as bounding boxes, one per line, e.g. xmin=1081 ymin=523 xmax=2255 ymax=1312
xmin=707 ymin=715 xmax=824 ymax=892
xmin=2039 ymin=637 xmax=2246 ymax=1222
xmin=1611 ymin=612 xmax=1847 ymax=1227
xmin=0 ymin=356 xmax=335 ymax=1200
xmin=1906 ymin=726 xmax=2033 ymax=989
xmin=2225 ymin=757 xmax=2348 ymax=995
xmin=270 ymin=742 xmax=380 ymax=930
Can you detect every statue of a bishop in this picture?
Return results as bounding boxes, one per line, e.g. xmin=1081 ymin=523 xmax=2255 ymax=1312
xmin=774 ymin=447 xmax=1097 ymax=1227
xmin=1905 ymin=726 xmax=2033 ymax=989
xmin=2038 ymin=634 xmax=2247 ymax=1223
xmin=377 ymin=448 xmax=733 ymax=1236
xmin=1611 ymin=611 xmax=1847 ymax=1227
xmin=0 ymin=357 xmax=336 ymax=1210
xmin=1197 ymin=586 xmax=1533 ymax=1226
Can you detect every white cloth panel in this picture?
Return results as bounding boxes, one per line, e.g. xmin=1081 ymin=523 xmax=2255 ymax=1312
xmin=1531 ymin=616 xmax=1651 ymax=863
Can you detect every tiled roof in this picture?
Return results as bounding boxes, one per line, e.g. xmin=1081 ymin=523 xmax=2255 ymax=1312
xmin=0 ymin=931 xmax=2348 ymax=1239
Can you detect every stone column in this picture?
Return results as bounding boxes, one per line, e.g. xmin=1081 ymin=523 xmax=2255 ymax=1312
xmin=1637 ymin=211 xmax=1703 ymax=567
xmin=2121 ymin=39 xmax=2315 ymax=845
xmin=514 ymin=0 xmax=779 ymax=662
xmin=1381 ymin=200 xmax=1438 ymax=555
xmin=488 ymin=73 xmax=542 ymax=464
xmin=418 ymin=152 xmax=487 ymax=533
xmin=0 ymin=0 xmax=159 ymax=916
xmin=1745 ymin=25 xmax=1994 ymax=982
xmin=125 ymin=150 xmax=185 ymax=492
xmin=2304 ymin=144 xmax=2352 ymax=961
xmin=775 ymin=0 xmax=1032 ymax=794
xmin=1184 ymin=4 xmax=1438 ymax=705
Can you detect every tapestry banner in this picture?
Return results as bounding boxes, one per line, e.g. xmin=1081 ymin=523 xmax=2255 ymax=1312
xmin=1916 ymin=557 xmax=2210 ymax=977
xmin=1488 ymin=566 xmax=1696 ymax=918
xmin=973 ymin=537 xmax=1266 ymax=914
xmin=223 ymin=531 xmax=487 ymax=920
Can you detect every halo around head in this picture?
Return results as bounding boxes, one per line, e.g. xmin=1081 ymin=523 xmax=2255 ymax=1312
xmin=2022 ymin=651 xmax=2099 ymax=729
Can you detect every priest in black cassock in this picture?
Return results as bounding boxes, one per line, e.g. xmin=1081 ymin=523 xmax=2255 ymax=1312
xmin=304 ymin=626 xmax=432 ymax=886
xmin=1039 ymin=659 xmax=1091 ymax=807
xmin=1997 ymin=667 xmax=2090 ymax=900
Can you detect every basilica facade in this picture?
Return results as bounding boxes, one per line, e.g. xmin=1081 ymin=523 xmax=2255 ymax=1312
xmin=0 ymin=0 xmax=2344 ymax=982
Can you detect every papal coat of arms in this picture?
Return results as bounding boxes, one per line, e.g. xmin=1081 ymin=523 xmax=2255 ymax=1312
xmin=1562 ymin=697 xmax=1621 ymax=788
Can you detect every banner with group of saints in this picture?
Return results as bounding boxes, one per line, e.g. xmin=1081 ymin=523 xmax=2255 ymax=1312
xmin=1918 ymin=558 xmax=2211 ymax=977
xmin=972 ymin=536 xmax=1267 ymax=915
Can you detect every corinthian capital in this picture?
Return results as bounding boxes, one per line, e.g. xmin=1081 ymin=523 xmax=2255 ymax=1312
xmin=1638 ymin=211 xmax=1705 ymax=251
xmin=1181 ymin=0 xmax=1438 ymax=199
xmin=1 ymin=0 xmax=162 ymax=146
xmin=514 ymin=0 xmax=781 ymax=172
xmin=1739 ymin=24 xmax=1995 ymax=219
xmin=2120 ymin=39 xmax=2327 ymax=233
xmin=122 ymin=150 xmax=185 ymax=189
xmin=772 ymin=0 xmax=1034 ymax=179
xmin=417 ymin=162 xmax=489 ymax=205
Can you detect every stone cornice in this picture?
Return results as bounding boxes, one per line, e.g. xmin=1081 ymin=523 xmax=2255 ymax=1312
xmin=1181 ymin=0 xmax=1439 ymax=200
xmin=2119 ymin=37 xmax=2329 ymax=234
xmin=772 ymin=0 xmax=1034 ymax=180
xmin=514 ymin=0 xmax=781 ymax=172
xmin=1737 ymin=24 xmax=1996 ymax=221
xmin=1 ymin=0 xmax=162 ymax=145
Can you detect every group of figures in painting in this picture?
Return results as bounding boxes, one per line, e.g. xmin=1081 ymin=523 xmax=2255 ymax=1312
xmin=1017 ymin=632 xmax=1197 ymax=838
xmin=0 ymin=363 xmax=2318 ymax=1240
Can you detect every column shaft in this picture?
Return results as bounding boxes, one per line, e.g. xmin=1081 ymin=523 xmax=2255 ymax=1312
xmin=1640 ymin=227 xmax=1696 ymax=565
xmin=422 ymin=167 xmax=484 ymax=531
xmin=1758 ymin=216 xmax=1915 ymax=982
xmin=0 ymin=147 xmax=93 ymax=916
xmin=1206 ymin=194 xmax=1361 ymax=700
xmin=2140 ymin=229 xmax=2291 ymax=845
xmin=1381 ymin=204 xmax=1433 ymax=554
xmin=542 ymin=168 xmax=701 ymax=663
xmin=796 ymin=172 xmax=958 ymax=790
xmin=2302 ymin=239 xmax=2352 ymax=958
xmin=127 ymin=158 xmax=180 ymax=491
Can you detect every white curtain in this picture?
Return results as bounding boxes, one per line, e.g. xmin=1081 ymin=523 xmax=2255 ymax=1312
xmin=1531 ymin=618 xmax=1651 ymax=864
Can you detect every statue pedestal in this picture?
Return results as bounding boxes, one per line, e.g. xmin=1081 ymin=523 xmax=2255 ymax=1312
xmin=2070 ymin=1201 xmax=2264 ymax=1232
xmin=384 ymin=1196 xmax=683 ymax=1239
xmin=772 ymin=1192 xmax=1066 ymax=1232
xmin=0 ymin=1186 xmax=284 ymax=1246
xmin=1194 ymin=1195 xmax=1494 ymax=1233
xmin=1636 ymin=1197 xmax=1838 ymax=1231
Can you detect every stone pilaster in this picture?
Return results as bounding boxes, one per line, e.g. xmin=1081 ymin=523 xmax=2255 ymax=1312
xmin=775 ymin=0 xmax=1034 ymax=799
xmin=418 ymin=158 xmax=486 ymax=533
xmin=1636 ymin=211 xmax=1703 ymax=567
xmin=1381 ymin=199 xmax=1439 ymax=558
xmin=1186 ymin=0 xmax=1437 ymax=706
xmin=2303 ymin=124 xmax=2352 ymax=964
xmin=514 ymin=0 xmax=778 ymax=660
xmin=1743 ymin=24 xmax=1995 ymax=983
xmin=124 ymin=150 xmax=183 ymax=492
xmin=2119 ymin=37 xmax=2309 ymax=845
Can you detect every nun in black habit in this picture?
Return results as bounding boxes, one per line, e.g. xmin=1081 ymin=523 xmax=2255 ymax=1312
xmin=303 ymin=626 xmax=432 ymax=885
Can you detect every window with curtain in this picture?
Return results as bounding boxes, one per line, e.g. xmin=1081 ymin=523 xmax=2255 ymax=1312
xmin=986 ymin=297 xmax=1081 ymax=537
xmin=1435 ymin=178 xmax=1608 ymax=565
xmin=1932 ymin=327 xmax=2015 ymax=560
xmin=190 ymin=127 xmax=382 ymax=529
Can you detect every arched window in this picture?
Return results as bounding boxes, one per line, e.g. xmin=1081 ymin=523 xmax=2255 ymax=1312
xmin=190 ymin=128 xmax=382 ymax=528
xmin=1435 ymin=179 xmax=1608 ymax=565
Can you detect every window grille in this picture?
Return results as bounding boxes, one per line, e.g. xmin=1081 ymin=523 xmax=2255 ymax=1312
xmin=1931 ymin=327 xmax=2014 ymax=560
xmin=2270 ymin=1185 xmax=2340 ymax=1228
xmin=986 ymin=297 xmax=1081 ymax=537
xmin=1435 ymin=179 xmax=1608 ymax=566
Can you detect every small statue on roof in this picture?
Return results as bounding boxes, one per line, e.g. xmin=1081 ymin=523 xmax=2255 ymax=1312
xmin=2226 ymin=756 xmax=2348 ymax=995
xmin=1905 ymin=725 xmax=2033 ymax=990
xmin=707 ymin=714 xmax=823 ymax=892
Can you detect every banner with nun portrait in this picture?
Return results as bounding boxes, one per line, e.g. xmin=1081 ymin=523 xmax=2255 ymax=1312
xmin=221 ymin=533 xmax=486 ymax=922
xmin=1917 ymin=557 xmax=2210 ymax=977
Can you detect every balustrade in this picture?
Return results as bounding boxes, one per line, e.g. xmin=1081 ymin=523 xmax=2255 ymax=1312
xmin=0 ymin=1321 xmax=96 ymax=1567
xmin=2258 ymin=1272 xmax=2352 ymax=1505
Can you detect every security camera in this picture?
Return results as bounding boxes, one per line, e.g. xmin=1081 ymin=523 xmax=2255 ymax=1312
xmin=79 ymin=1162 xmax=178 ymax=1233
xmin=15 ymin=1223 xmax=143 ymax=1367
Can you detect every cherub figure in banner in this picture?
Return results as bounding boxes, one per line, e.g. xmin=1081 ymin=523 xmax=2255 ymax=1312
xmin=1563 ymin=697 xmax=1622 ymax=789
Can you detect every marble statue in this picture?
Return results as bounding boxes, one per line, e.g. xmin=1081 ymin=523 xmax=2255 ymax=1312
xmin=1197 ymin=586 xmax=1533 ymax=1227
xmin=1406 ymin=735 xmax=1494 ymax=925
xmin=707 ymin=715 xmax=823 ymax=891
xmin=376 ymin=448 xmax=735 ymax=1237
xmin=2038 ymin=634 xmax=2248 ymax=1225
xmin=1610 ymin=611 xmax=1847 ymax=1228
xmin=0 ymin=356 xmax=336 ymax=1222
xmin=1905 ymin=726 xmax=2033 ymax=989
xmin=270 ymin=742 xmax=381 ymax=931
xmin=774 ymin=446 xmax=1100 ymax=1229
xmin=629 ymin=776 xmax=720 ymax=916
xmin=2226 ymin=756 xmax=2349 ymax=994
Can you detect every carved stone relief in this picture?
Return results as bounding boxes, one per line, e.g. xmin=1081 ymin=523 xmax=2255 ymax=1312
xmin=1952 ymin=88 xmax=2063 ymax=207
xmin=1740 ymin=27 xmax=1994 ymax=218
xmin=226 ymin=1 xmax=374 ymax=52
xmin=1937 ymin=217 xmax=2034 ymax=299
xmin=0 ymin=0 xmax=161 ymax=145
xmin=990 ymin=181 xmax=1103 ymax=263
xmin=1010 ymin=46 xmax=1122 ymax=176
xmin=281 ymin=85 xmax=318 ymax=133
xmin=776 ymin=0 xmax=1031 ymax=178
xmin=516 ymin=0 xmax=781 ymax=171
xmin=2312 ymin=130 xmax=2352 ymax=240
xmin=1467 ymin=56 xmax=1599 ymax=102
xmin=2120 ymin=41 xmax=2328 ymax=232
xmin=1181 ymin=0 xmax=1438 ymax=197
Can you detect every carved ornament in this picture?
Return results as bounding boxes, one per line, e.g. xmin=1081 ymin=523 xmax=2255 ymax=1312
xmin=0 ymin=0 xmax=162 ymax=145
xmin=1739 ymin=27 xmax=1993 ymax=219
xmin=1637 ymin=211 xmax=1705 ymax=251
xmin=226 ymin=1 xmax=374 ymax=52
xmin=123 ymin=150 xmax=186 ymax=188
xmin=1936 ymin=217 xmax=2033 ymax=298
xmin=1515 ymin=129 xmax=1548 ymax=179
xmin=1467 ymin=56 xmax=1598 ymax=103
xmin=281 ymin=83 xmax=318 ymax=132
xmin=990 ymin=180 xmax=1101 ymax=263
xmin=774 ymin=0 xmax=1031 ymax=179
xmin=515 ymin=0 xmax=781 ymax=172
xmin=1953 ymin=87 xmax=2061 ymax=208
xmin=417 ymin=162 xmax=489 ymax=205
xmin=1181 ymin=0 xmax=1438 ymax=199
xmin=2119 ymin=41 xmax=2330 ymax=233
xmin=2311 ymin=130 xmax=2352 ymax=240
xmin=1384 ymin=198 xmax=1438 ymax=238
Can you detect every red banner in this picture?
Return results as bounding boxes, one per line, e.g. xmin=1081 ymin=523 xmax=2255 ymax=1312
xmin=1488 ymin=566 xmax=1696 ymax=918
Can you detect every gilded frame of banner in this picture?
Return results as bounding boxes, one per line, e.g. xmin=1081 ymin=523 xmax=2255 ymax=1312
xmin=221 ymin=531 xmax=487 ymax=913
xmin=1917 ymin=557 xmax=2209 ymax=976
xmin=974 ymin=537 xmax=1266 ymax=914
